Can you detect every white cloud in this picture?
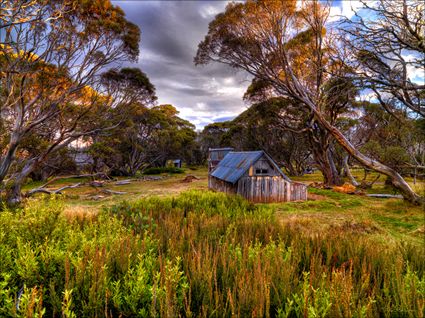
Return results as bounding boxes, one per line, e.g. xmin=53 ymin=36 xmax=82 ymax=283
xmin=329 ymin=0 xmax=364 ymax=22
xmin=223 ymin=77 xmax=234 ymax=85
xmin=199 ymin=4 xmax=223 ymax=19
xmin=403 ymin=54 xmax=425 ymax=83
xmin=195 ymin=102 xmax=208 ymax=110
xmin=204 ymin=77 xmax=246 ymax=97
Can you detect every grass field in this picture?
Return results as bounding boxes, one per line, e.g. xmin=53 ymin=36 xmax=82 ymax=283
xmin=1 ymin=167 xmax=423 ymax=317
xmin=22 ymin=167 xmax=424 ymax=245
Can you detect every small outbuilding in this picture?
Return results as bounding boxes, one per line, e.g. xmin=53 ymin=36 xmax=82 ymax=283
xmin=172 ymin=159 xmax=182 ymax=168
xmin=166 ymin=159 xmax=182 ymax=168
xmin=208 ymin=150 xmax=307 ymax=203
xmin=208 ymin=147 xmax=234 ymax=172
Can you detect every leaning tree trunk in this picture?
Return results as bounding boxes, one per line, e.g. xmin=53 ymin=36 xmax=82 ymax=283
xmin=6 ymin=174 xmax=27 ymax=206
xmin=343 ymin=155 xmax=360 ymax=187
xmin=310 ymin=108 xmax=422 ymax=204
xmin=0 ymin=138 xmax=20 ymax=183
xmin=5 ymin=158 xmax=38 ymax=205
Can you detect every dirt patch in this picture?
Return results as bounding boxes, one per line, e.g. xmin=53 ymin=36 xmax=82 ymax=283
xmin=307 ymin=193 xmax=327 ymax=201
xmin=181 ymin=175 xmax=201 ymax=183
xmin=336 ymin=220 xmax=380 ymax=234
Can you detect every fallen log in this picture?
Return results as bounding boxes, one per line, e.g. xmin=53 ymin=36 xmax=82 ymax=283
xmin=33 ymin=173 xmax=109 ymax=190
xmin=366 ymin=194 xmax=403 ymax=199
xmin=101 ymin=189 xmax=127 ymax=195
xmin=115 ymin=179 xmax=132 ymax=185
xmin=26 ymin=183 xmax=82 ymax=197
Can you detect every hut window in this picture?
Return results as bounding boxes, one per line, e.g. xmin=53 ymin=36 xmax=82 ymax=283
xmin=255 ymin=168 xmax=268 ymax=175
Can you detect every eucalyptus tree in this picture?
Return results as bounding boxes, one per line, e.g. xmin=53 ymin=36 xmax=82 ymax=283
xmin=199 ymin=121 xmax=232 ymax=156
xmin=357 ymin=103 xmax=425 ymax=175
xmin=341 ymin=0 xmax=424 ymax=118
xmin=90 ymin=104 xmax=197 ymax=176
xmin=241 ymin=77 xmax=357 ymax=185
xmin=195 ymin=0 xmax=422 ymax=203
xmin=0 ymin=0 xmax=140 ymax=203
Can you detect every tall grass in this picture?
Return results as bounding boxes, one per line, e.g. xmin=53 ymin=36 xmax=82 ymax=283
xmin=0 ymin=191 xmax=423 ymax=317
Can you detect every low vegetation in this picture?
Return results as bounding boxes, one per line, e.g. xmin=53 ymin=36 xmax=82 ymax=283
xmin=0 ymin=189 xmax=423 ymax=317
xmin=143 ymin=167 xmax=185 ymax=175
xmin=0 ymin=1 xmax=424 ymax=317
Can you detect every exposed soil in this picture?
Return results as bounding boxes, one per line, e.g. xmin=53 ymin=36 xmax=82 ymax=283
xmin=307 ymin=193 xmax=327 ymax=201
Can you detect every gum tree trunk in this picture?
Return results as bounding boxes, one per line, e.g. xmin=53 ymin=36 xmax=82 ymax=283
xmin=343 ymin=155 xmax=360 ymax=187
xmin=310 ymin=107 xmax=422 ymax=204
xmin=6 ymin=158 xmax=38 ymax=205
xmin=309 ymin=132 xmax=343 ymax=187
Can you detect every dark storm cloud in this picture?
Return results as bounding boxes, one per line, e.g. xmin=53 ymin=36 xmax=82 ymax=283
xmin=111 ymin=0 xmax=250 ymax=129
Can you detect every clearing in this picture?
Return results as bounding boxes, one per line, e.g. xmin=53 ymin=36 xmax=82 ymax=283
xmin=23 ymin=167 xmax=424 ymax=245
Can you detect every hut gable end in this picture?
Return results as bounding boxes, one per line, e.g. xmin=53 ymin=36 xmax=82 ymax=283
xmin=252 ymin=159 xmax=280 ymax=176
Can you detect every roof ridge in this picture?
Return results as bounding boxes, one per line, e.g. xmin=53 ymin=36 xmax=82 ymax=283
xmin=229 ymin=150 xmax=263 ymax=153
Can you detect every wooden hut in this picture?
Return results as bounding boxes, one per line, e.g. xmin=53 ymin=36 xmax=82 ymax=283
xmin=208 ymin=150 xmax=307 ymax=202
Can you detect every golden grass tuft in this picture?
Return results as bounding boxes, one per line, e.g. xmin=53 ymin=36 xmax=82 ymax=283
xmin=62 ymin=205 xmax=98 ymax=223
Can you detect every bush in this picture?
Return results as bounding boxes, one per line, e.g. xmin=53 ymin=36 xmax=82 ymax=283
xmin=0 ymin=192 xmax=423 ymax=317
xmin=0 ymin=197 xmax=184 ymax=317
xmin=143 ymin=167 xmax=185 ymax=175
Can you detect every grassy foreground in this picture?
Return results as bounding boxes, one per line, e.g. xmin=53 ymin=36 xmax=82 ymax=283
xmin=0 ymin=190 xmax=424 ymax=317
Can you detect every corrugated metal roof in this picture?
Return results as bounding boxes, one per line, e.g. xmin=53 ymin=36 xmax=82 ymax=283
xmin=211 ymin=151 xmax=290 ymax=184
xmin=211 ymin=151 xmax=263 ymax=184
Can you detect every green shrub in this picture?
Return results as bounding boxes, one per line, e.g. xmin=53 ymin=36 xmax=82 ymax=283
xmin=143 ymin=167 xmax=184 ymax=175
xmin=0 ymin=192 xmax=423 ymax=317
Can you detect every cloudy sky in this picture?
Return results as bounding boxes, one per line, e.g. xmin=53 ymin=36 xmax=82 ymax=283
xmin=111 ymin=0 xmax=362 ymax=129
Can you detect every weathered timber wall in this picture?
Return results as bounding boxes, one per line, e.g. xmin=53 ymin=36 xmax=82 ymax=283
xmin=209 ymin=176 xmax=237 ymax=194
xmin=209 ymin=176 xmax=307 ymax=203
xmin=289 ymin=182 xmax=308 ymax=201
xmin=236 ymin=176 xmax=307 ymax=203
